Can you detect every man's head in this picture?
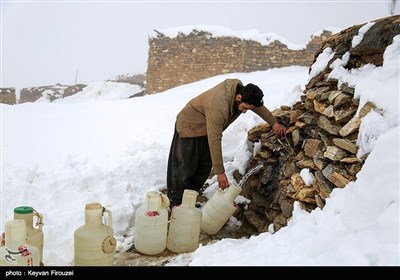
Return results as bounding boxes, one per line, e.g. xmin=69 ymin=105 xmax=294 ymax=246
xmin=235 ymin=83 xmax=264 ymax=113
xmin=242 ymin=83 xmax=264 ymax=107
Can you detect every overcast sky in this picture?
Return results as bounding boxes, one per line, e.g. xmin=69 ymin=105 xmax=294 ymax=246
xmin=1 ymin=0 xmax=396 ymax=89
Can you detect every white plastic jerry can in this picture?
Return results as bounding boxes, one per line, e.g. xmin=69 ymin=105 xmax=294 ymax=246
xmin=167 ymin=189 xmax=202 ymax=253
xmin=201 ymin=181 xmax=242 ymax=235
xmin=0 ymin=220 xmax=40 ymax=266
xmin=13 ymin=206 xmax=44 ymax=265
xmin=74 ymin=203 xmax=116 ymax=266
xmin=134 ymin=191 xmax=169 ymax=255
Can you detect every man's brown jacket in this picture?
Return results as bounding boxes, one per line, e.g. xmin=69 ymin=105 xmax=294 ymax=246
xmin=176 ymin=78 xmax=277 ymax=174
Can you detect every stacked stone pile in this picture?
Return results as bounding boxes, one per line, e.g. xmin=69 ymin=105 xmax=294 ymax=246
xmin=232 ymin=15 xmax=399 ymax=234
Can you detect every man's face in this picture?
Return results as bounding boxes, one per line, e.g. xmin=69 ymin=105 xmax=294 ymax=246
xmin=234 ymin=94 xmax=255 ymax=114
xmin=238 ymin=102 xmax=255 ymax=114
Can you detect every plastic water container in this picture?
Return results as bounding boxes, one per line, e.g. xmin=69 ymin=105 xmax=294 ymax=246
xmin=13 ymin=206 xmax=44 ymax=264
xmin=74 ymin=203 xmax=116 ymax=266
xmin=0 ymin=220 xmax=40 ymax=266
xmin=167 ymin=190 xmax=202 ymax=253
xmin=134 ymin=191 xmax=169 ymax=255
xmin=201 ymin=181 xmax=242 ymax=235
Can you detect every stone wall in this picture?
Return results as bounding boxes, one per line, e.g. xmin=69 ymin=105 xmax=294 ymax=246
xmin=19 ymin=84 xmax=87 ymax=103
xmin=0 ymin=88 xmax=17 ymax=105
xmin=146 ymin=30 xmax=332 ymax=94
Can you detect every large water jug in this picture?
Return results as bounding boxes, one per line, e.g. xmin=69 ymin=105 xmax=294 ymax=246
xmin=13 ymin=206 xmax=44 ymax=265
xmin=134 ymin=191 xmax=169 ymax=255
xmin=201 ymin=181 xmax=242 ymax=235
xmin=0 ymin=220 xmax=40 ymax=266
xmin=74 ymin=203 xmax=116 ymax=266
xmin=167 ymin=190 xmax=202 ymax=253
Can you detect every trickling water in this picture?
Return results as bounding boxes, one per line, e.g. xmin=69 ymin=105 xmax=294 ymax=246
xmin=238 ymin=164 xmax=264 ymax=188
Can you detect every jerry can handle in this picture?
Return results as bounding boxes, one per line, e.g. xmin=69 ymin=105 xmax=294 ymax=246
xmin=33 ymin=209 xmax=44 ymax=231
xmin=160 ymin=193 xmax=170 ymax=209
xmin=103 ymin=208 xmax=113 ymax=230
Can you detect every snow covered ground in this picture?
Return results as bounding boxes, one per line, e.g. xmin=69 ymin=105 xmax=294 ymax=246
xmin=1 ymin=35 xmax=399 ymax=266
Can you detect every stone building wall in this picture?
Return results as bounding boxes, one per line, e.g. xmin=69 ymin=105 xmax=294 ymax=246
xmin=146 ymin=30 xmax=332 ymax=94
xmin=0 ymin=88 xmax=17 ymax=105
xmin=19 ymin=84 xmax=87 ymax=103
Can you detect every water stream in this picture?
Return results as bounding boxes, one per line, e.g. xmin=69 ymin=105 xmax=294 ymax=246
xmin=238 ymin=164 xmax=264 ymax=187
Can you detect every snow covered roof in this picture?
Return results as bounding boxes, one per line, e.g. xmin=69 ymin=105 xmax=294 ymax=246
xmin=150 ymin=25 xmax=306 ymax=50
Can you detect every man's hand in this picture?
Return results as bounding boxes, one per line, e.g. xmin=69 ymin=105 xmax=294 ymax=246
xmin=272 ymin=122 xmax=286 ymax=138
xmin=217 ymin=173 xmax=229 ymax=190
